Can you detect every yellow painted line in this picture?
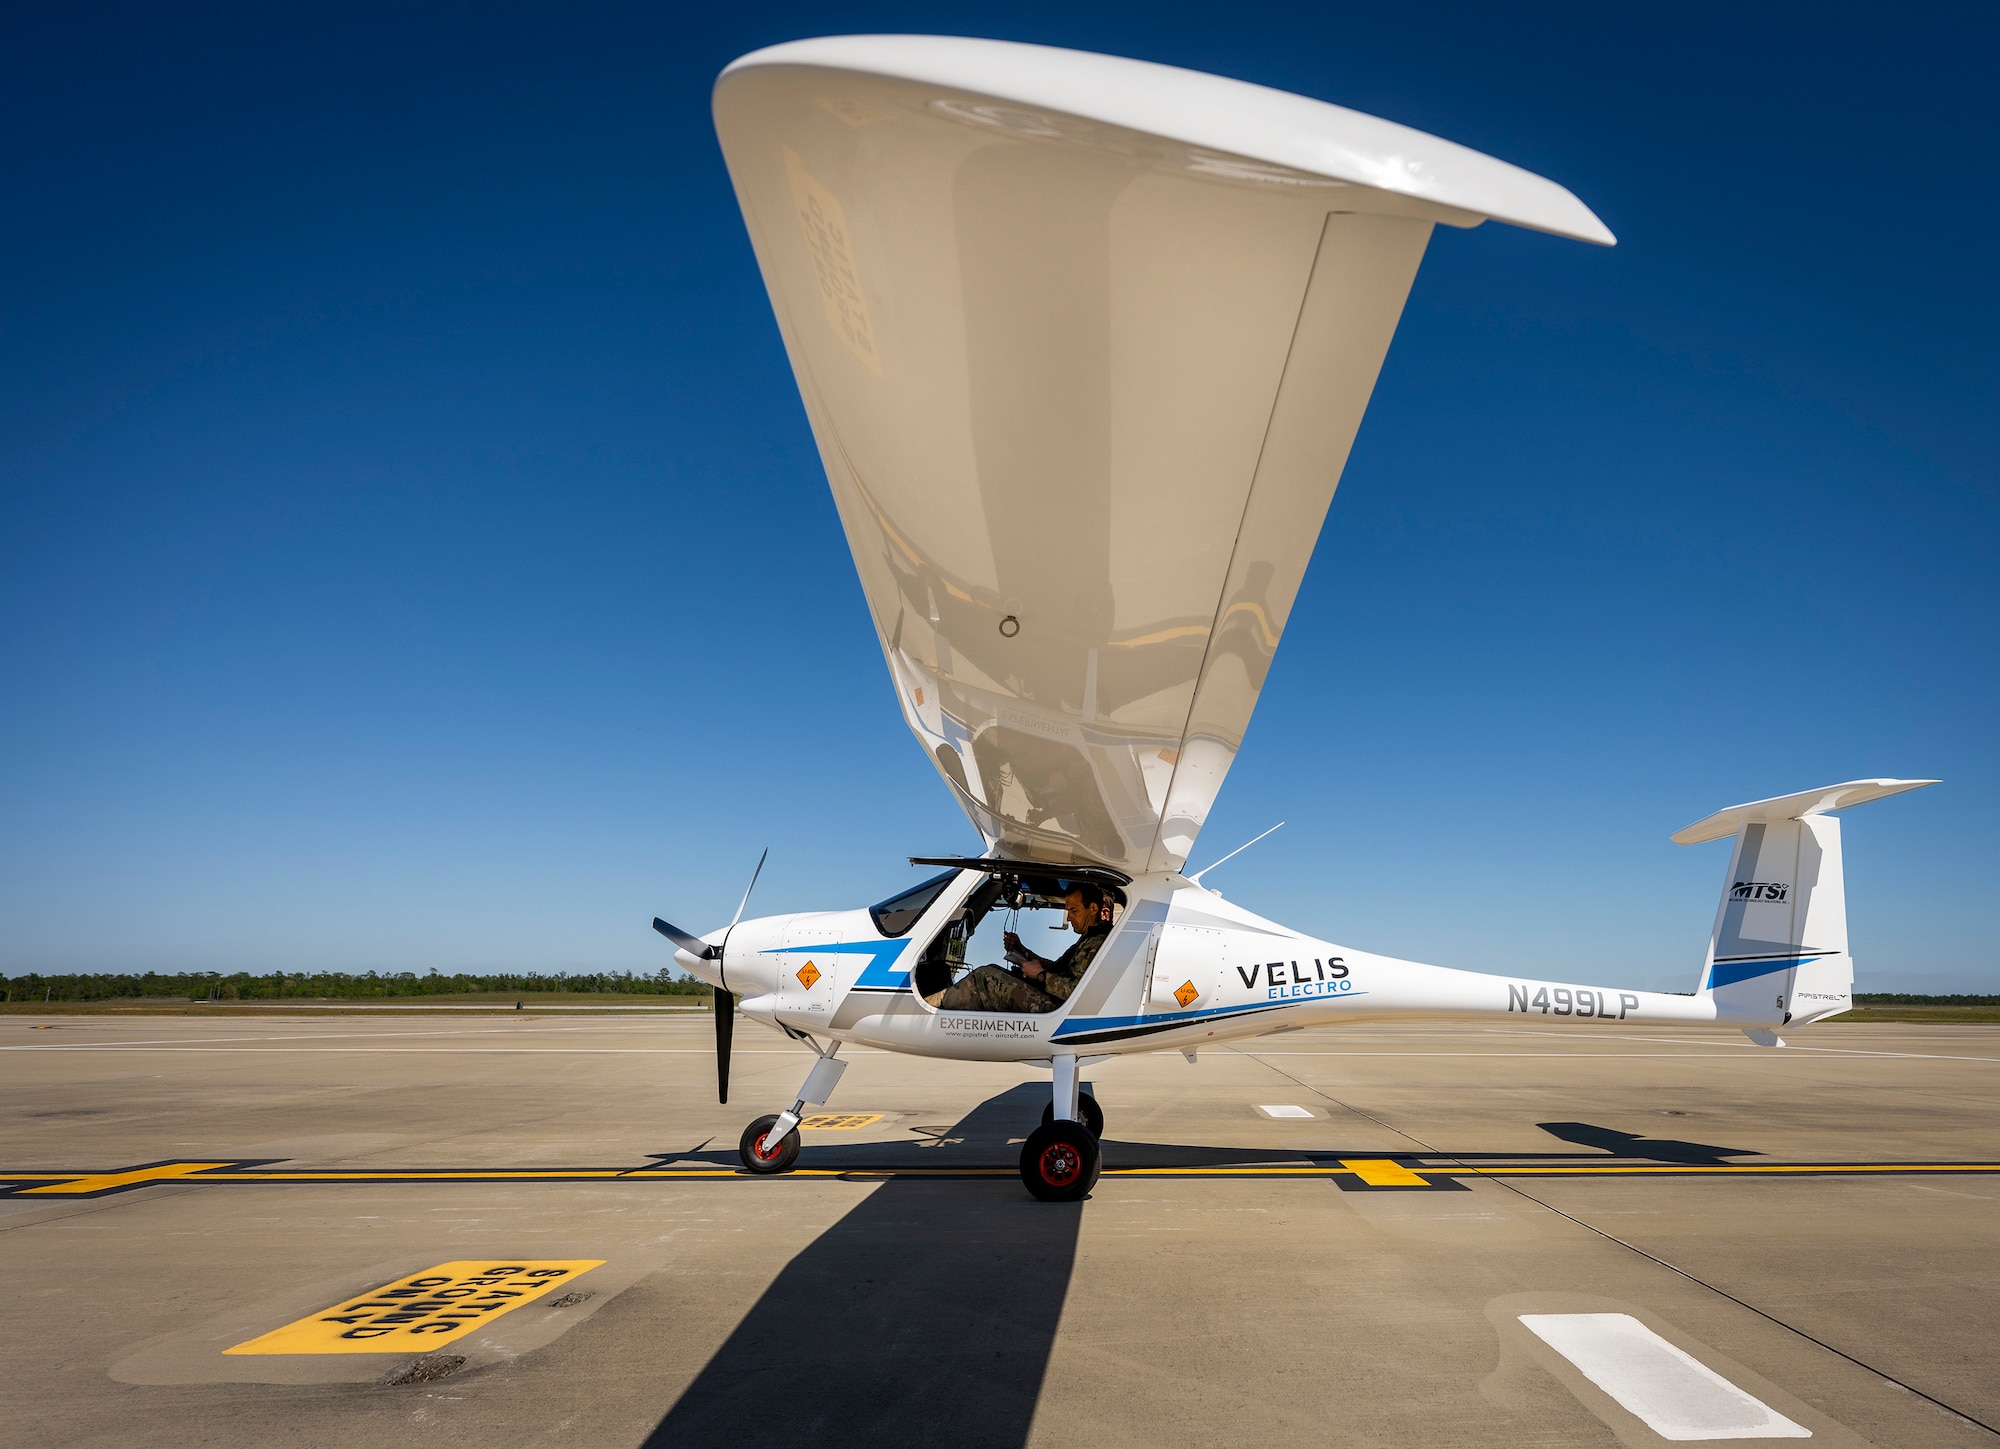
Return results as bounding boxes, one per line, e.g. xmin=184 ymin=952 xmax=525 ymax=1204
xmin=227 ymin=1260 xmax=603 ymax=1354
xmin=17 ymin=1161 xmax=238 ymax=1195
xmin=1464 ymin=1163 xmax=2000 ymax=1176
xmin=1340 ymin=1158 xmax=1434 ymax=1186
xmin=8 ymin=1161 xmax=2000 ymax=1194
xmin=1106 ymin=1166 xmax=1393 ymax=1177
xmin=219 ymin=1171 xmax=631 ymax=1181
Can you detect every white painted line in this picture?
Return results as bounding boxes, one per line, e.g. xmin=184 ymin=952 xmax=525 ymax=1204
xmin=1520 ymin=1313 xmax=1809 ymax=1440
xmin=0 ymin=1047 xmax=821 ymax=1055
xmin=1235 ymin=1052 xmax=1786 ymax=1059
xmin=1489 ymin=1029 xmax=2000 ymax=1064
xmin=1257 ymin=1104 xmax=1314 ymax=1119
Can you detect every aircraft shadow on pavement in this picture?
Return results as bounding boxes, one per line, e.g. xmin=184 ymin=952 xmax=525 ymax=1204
xmin=640 ymin=1103 xmax=1776 ymax=1444
xmin=1535 ymin=1120 xmax=1761 ymax=1165
xmin=643 ymin=1083 xmax=1079 ymax=1449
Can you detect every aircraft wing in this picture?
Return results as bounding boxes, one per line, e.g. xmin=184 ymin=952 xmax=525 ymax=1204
xmin=714 ymin=36 xmax=1610 ymax=872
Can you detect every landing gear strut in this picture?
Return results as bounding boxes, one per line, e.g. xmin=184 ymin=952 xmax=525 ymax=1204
xmin=1020 ymin=1053 xmax=1101 ymax=1202
xmin=737 ymin=1041 xmax=846 ymax=1175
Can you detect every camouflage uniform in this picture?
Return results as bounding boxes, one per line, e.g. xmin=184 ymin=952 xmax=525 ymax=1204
xmin=935 ymin=965 xmax=1060 ymax=1014
xmin=936 ymin=922 xmax=1112 ymax=1014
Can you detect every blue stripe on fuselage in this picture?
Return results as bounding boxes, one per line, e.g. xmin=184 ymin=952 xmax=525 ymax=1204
xmin=1706 ymin=956 xmax=1818 ymax=990
xmin=764 ymin=939 xmax=913 ymax=988
xmin=1052 ymin=995 xmax=1365 ymax=1039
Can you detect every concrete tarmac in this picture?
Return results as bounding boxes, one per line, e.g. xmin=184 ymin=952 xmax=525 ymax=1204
xmin=2 ymin=1012 xmax=1996 ymax=1447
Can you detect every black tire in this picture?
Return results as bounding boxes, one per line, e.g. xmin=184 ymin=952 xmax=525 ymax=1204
xmin=739 ymin=1114 xmax=801 ymax=1174
xmin=1019 ymin=1121 xmax=1100 ymax=1202
xmin=1041 ymin=1093 xmax=1105 ymax=1139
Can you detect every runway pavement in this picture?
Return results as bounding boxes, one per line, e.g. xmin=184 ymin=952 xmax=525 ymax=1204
xmin=2 ymin=1011 xmax=1996 ymax=1447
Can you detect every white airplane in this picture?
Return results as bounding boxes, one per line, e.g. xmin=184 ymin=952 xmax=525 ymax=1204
xmin=654 ymin=35 xmax=1938 ymax=1201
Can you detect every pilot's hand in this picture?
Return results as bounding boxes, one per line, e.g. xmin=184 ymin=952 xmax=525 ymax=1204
xmin=1021 ymin=960 xmax=1044 ymax=980
xmin=1002 ymin=931 xmax=1022 ymax=951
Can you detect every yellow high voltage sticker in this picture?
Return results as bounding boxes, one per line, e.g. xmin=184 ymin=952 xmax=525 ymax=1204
xmin=226 ymin=1260 xmax=603 ymax=1354
xmin=795 ymin=961 xmax=821 ymax=989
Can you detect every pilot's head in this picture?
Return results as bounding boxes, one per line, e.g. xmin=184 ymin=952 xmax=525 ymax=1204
xmin=1063 ymin=883 xmax=1107 ymax=933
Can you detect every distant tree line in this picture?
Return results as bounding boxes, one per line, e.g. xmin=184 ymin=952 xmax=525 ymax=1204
xmin=0 ymin=969 xmax=711 ymax=1003
xmin=1852 ymin=993 xmax=2000 ymax=1006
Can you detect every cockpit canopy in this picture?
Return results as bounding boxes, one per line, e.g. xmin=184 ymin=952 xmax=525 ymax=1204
xmin=871 ymin=857 xmax=1130 ymax=940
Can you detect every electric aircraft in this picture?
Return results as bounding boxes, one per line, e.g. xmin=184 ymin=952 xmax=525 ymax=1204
xmin=654 ymin=36 xmax=1938 ymax=1201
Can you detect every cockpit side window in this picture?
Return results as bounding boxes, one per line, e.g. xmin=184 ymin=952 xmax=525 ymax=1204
xmin=869 ymin=869 xmax=959 ymax=938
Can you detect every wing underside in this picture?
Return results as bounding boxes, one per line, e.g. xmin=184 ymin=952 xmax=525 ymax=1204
xmin=713 ymin=37 xmax=1607 ymax=871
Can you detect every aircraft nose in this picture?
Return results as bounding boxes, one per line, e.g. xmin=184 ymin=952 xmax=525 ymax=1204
xmin=719 ymin=914 xmax=786 ymax=997
xmin=674 ymin=945 xmax=719 ymax=981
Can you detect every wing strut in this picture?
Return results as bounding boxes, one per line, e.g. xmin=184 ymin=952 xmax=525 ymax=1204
xmin=1188 ymin=822 xmax=1285 ymax=886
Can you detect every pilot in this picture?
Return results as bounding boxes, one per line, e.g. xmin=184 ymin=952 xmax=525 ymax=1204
xmin=927 ymin=883 xmax=1114 ymax=1013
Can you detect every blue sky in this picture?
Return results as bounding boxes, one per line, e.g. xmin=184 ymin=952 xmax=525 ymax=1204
xmin=2 ymin=3 xmax=1993 ymax=993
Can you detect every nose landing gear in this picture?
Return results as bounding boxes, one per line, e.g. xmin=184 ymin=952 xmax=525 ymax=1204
xmin=735 ymin=1042 xmax=844 ymax=1174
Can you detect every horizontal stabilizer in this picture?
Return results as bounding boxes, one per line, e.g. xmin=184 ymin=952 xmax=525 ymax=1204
xmin=1671 ymin=779 xmax=1937 ymax=846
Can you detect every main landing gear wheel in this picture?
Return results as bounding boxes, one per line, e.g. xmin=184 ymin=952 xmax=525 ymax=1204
xmin=1019 ymin=1121 xmax=1100 ymax=1202
xmin=1040 ymin=1093 xmax=1105 ymax=1139
xmin=739 ymin=1114 xmax=801 ymax=1174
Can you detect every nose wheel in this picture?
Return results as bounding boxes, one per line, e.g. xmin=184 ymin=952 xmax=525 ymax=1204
xmin=739 ymin=1113 xmax=801 ymax=1174
xmin=1019 ymin=1120 xmax=1100 ymax=1202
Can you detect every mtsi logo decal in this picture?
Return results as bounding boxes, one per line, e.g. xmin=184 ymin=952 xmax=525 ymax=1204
xmin=1730 ymin=881 xmax=1790 ymax=903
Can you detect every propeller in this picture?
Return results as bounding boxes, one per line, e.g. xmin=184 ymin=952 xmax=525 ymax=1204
xmin=651 ymin=849 xmax=767 ymax=1106
xmin=651 ymin=917 xmax=717 ymax=959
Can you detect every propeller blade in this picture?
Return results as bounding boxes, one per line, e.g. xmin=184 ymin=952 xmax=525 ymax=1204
xmin=729 ymin=847 xmax=768 ymax=929
xmin=715 ymin=987 xmax=735 ymax=1104
xmin=652 ymin=917 xmax=718 ymax=959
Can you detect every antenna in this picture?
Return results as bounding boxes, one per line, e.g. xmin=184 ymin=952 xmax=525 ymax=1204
xmin=1188 ymin=822 xmax=1284 ymax=887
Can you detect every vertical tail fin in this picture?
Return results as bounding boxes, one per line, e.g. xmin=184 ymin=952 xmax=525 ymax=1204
xmin=1672 ymin=779 xmax=1937 ymax=1029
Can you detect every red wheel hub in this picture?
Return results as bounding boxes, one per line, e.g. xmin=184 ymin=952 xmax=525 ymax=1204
xmin=753 ymin=1131 xmax=784 ymax=1160
xmin=1037 ymin=1142 xmax=1082 ymax=1188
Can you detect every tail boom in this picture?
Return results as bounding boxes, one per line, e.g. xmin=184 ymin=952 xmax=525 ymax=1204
xmin=1254 ymin=955 xmax=1758 ymax=1031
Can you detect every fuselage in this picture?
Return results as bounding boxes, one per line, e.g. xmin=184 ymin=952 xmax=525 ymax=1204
xmin=672 ymin=869 xmax=1792 ymax=1064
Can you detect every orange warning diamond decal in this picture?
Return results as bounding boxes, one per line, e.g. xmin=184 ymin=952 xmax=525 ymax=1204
xmin=795 ymin=961 xmax=821 ymax=989
xmin=1174 ymin=980 xmax=1199 ymax=1008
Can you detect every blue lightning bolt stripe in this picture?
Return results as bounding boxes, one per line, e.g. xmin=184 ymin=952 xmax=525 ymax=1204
xmin=763 ymin=939 xmax=914 ymax=988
